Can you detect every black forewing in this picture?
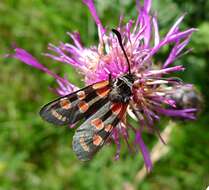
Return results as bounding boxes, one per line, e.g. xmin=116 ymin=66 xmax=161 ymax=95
xmin=72 ymin=101 xmax=128 ymax=161
xmin=40 ymin=80 xmax=110 ymax=125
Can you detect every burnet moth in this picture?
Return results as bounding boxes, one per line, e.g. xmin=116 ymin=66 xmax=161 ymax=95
xmin=40 ymin=29 xmax=136 ymax=161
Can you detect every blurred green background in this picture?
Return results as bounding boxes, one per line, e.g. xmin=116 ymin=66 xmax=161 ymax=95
xmin=0 ymin=0 xmax=209 ymax=190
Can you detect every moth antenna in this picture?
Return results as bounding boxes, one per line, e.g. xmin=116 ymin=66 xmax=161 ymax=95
xmin=112 ymin=29 xmax=131 ymax=74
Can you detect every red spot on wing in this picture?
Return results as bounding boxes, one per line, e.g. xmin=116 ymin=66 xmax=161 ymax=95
xmin=92 ymin=80 xmax=109 ymax=90
xmin=51 ymin=109 xmax=66 ymax=121
xmin=111 ymin=103 xmax=123 ymax=115
xmin=79 ymin=135 xmax=90 ymax=152
xmin=96 ymin=86 xmax=110 ymax=98
xmin=104 ymin=124 xmax=113 ymax=132
xmin=60 ymin=98 xmax=71 ymax=110
xmin=77 ymin=91 xmax=86 ymax=100
xmin=93 ymin=134 xmax=103 ymax=146
xmin=78 ymin=101 xmax=89 ymax=113
xmin=111 ymin=103 xmax=128 ymax=123
xmin=118 ymin=104 xmax=128 ymax=120
xmin=91 ymin=118 xmax=104 ymax=130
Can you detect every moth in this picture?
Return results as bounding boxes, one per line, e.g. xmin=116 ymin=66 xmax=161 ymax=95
xmin=40 ymin=29 xmax=136 ymax=161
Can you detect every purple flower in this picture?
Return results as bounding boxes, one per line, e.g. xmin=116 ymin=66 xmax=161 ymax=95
xmin=10 ymin=0 xmax=197 ymax=172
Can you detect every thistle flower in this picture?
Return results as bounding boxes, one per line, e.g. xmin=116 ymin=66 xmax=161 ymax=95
xmin=10 ymin=0 xmax=197 ymax=171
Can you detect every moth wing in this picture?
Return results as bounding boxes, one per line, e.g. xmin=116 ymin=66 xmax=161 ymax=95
xmin=72 ymin=101 xmax=128 ymax=161
xmin=40 ymin=80 xmax=110 ymax=125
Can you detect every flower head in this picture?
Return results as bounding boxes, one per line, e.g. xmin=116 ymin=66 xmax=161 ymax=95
xmin=10 ymin=0 xmax=197 ymax=171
